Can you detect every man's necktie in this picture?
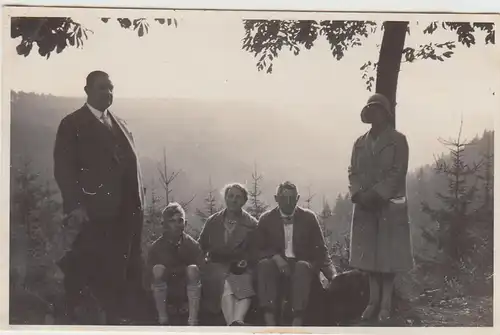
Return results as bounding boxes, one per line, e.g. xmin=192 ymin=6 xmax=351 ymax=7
xmin=100 ymin=113 xmax=113 ymax=130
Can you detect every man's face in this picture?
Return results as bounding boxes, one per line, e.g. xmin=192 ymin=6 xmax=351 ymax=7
xmin=86 ymin=74 xmax=114 ymax=111
xmin=275 ymin=188 xmax=300 ymax=215
xmin=162 ymin=212 xmax=185 ymax=240
xmin=225 ymin=187 xmax=246 ymax=212
xmin=361 ymin=103 xmax=387 ymax=125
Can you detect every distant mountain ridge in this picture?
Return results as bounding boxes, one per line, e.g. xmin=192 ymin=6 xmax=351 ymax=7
xmin=10 ymin=91 xmax=494 ymax=240
xmin=10 ymin=91 xmax=351 ymax=230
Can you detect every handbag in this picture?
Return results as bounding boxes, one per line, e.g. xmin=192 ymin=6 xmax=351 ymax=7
xmin=229 ymin=259 xmax=248 ymax=275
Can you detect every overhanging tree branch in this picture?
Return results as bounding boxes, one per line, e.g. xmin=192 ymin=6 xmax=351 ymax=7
xmin=11 ymin=16 xmax=178 ymax=58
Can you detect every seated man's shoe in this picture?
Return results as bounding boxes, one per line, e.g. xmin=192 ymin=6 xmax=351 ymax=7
xmin=263 ymin=312 xmax=276 ymax=326
xmin=292 ymin=316 xmax=303 ymax=326
xmin=158 ymin=315 xmax=169 ymax=325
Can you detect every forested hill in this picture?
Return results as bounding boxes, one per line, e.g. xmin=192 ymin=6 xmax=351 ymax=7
xmin=10 ymin=90 xmax=349 ymax=213
xmin=10 ymin=91 xmax=493 ymax=234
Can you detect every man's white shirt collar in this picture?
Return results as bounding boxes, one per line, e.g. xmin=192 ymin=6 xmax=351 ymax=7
xmin=86 ymin=102 xmax=109 ymax=120
xmin=279 ymin=208 xmax=296 ymax=219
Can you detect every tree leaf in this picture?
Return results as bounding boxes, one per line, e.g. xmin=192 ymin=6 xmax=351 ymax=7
xmin=266 ymin=63 xmax=273 ymax=74
xmin=443 ymin=51 xmax=453 ymax=58
xmin=118 ymin=18 xmax=132 ymax=29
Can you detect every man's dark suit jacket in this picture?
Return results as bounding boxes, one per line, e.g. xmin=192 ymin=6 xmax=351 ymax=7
xmin=53 ymin=104 xmax=145 ymax=289
xmin=54 ymin=104 xmax=144 ymax=219
xmin=256 ymin=206 xmax=334 ymax=273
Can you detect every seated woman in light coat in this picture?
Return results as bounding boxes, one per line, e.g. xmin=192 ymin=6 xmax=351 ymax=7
xmin=198 ymin=183 xmax=258 ymax=326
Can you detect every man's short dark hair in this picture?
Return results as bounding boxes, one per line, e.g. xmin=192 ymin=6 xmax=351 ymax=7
xmin=86 ymin=70 xmax=109 ymax=88
xmin=162 ymin=202 xmax=186 ymax=221
xmin=276 ymin=181 xmax=299 ymax=196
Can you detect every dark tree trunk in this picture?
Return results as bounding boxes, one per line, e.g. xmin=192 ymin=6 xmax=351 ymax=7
xmin=375 ymin=22 xmax=409 ymax=309
xmin=375 ymin=21 xmax=409 ymax=128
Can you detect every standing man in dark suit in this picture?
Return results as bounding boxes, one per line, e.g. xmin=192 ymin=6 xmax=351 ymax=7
xmin=54 ymin=70 xmax=146 ymax=325
xmin=255 ymin=181 xmax=337 ymax=326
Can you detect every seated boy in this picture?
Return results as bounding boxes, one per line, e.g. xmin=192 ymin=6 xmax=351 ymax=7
xmin=145 ymin=202 xmax=204 ymax=325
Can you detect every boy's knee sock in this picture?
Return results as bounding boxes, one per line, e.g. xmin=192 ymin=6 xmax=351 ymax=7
xmin=152 ymin=282 xmax=168 ymax=324
xmin=186 ymin=280 xmax=201 ymax=325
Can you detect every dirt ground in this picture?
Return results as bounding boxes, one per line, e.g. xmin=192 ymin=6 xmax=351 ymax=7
xmin=12 ymin=293 xmax=493 ymax=327
xmin=355 ymin=295 xmax=493 ymax=327
xmin=408 ymin=296 xmax=493 ymax=327
xmin=10 ymin=277 xmax=493 ymax=327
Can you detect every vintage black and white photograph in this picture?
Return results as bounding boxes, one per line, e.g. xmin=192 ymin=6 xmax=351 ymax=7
xmin=4 ymin=5 xmax=496 ymax=329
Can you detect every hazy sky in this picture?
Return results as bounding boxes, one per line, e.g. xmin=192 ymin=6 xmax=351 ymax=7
xmin=5 ymin=10 xmax=498 ymax=170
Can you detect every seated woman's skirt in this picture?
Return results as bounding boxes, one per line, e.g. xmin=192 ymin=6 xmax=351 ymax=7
xmin=201 ymin=262 xmax=256 ymax=313
xmin=224 ymin=272 xmax=255 ymax=300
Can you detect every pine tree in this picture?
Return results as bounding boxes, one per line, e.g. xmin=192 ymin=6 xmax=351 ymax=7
xmin=145 ymin=178 xmax=162 ymax=223
xmin=10 ymin=158 xmax=62 ymax=294
xmin=303 ymin=186 xmax=315 ymax=210
xmin=474 ymin=130 xmax=494 ymax=275
xmin=329 ymin=193 xmax=352 ymax=272
xmin=157 ymin=147 xmax=196 ymax=210
xmin=319 ymin=196 xmax=333 ymax=219
xmin=319 ymin=196 xmax=333 ymax=244
xmin=332 ymin=193 xmax=353 ymax=226
xmin=479 ymin=130 xmax=494 ymax=212
xmin=157 ymin=147 xmax=181 ymax=205
xmin=421 ymin=121 xmax=482 ymax=274
xmin=196 ymin=177 xmax=223 ymax=221
xmin=192 ymin=177 xmax=223 ymax=239
xmin=142 ymin=180 xmax=163 ymax=250
xmin=245 ymin=163 xmax=268 ymax=219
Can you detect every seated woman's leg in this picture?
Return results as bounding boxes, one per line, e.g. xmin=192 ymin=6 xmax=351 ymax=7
xmin=232 ymin=297 xmax=251 ymax=324
xmin=185 ymin=265 xmax=201 ymax=326
xmin=221 ymin=280 xmax=236 ymax=325
xmin=151 ymin=264 xmax=168 ymax=324
xmin=257 ymin=258 xmax=280 ymax=326
xmin=290 ymin=260 xmax=314 ymax=326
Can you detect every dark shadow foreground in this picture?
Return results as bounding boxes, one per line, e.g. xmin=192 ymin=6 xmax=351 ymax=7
xmin=11 ymin=270 xmax=373 ymax=326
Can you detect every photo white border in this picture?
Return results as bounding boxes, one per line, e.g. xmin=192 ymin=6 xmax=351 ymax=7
xmin=1 ymin=2 xmax=499 ymax=335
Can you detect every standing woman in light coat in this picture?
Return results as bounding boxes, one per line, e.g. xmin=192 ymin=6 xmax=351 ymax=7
xmin=348 ymin=93 xmax=414 ymax=323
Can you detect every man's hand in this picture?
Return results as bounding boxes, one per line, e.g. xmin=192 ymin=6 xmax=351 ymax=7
xmin=320 ymin=266 xmax=337 ymax=290
xmin=272 ymin=254 xmax=290 ymax=276
xmin=319 ymin=272 xmax=330 ymax=290
xmin=64 ymin=206 xmax=89 ymax=229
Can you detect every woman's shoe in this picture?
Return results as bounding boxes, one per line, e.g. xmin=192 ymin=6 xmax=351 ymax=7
xmin=377 ymin=309 xmax=391 ymax=323
xmin=229 ymin=320 xmax=246 ymax=326
xmin=187 ymin=318 xmax=198 ymax=326
xmin=361 ymin=303 xmax=377 ymax=321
